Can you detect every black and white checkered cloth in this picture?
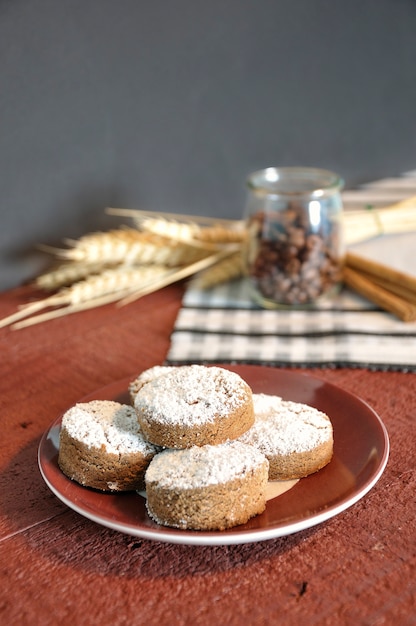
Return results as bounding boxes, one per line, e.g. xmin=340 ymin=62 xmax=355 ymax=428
xmin=166 ymin=173 xmax=416 ymax=372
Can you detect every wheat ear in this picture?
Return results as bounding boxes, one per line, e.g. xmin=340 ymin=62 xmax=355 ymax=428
xmin=35 ymin=262 xmax=110 ymax=290
xmin=37 ymin=228 xmax=211 ymax=266
xmin=194 ymin=223 xmax=247 ymax=244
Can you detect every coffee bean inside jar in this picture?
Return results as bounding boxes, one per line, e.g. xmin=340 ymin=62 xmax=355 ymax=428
xmin=243 ymin=168 xmax=344 ymax=308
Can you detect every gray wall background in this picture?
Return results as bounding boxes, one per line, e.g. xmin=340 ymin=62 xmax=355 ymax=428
xmin=1 ymin=0 xmax=416 ymax=291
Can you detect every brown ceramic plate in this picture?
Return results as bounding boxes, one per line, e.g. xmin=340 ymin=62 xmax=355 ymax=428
xmin=38 ymin=365 xmax=389 ymax=545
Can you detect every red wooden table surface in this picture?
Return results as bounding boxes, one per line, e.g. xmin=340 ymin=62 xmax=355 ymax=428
xmin=0 ymin=284 xmax=415 ymax=625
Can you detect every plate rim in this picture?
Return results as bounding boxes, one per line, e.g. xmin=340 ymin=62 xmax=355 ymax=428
xmin=38 ymin=366 xmax=390 ymax=546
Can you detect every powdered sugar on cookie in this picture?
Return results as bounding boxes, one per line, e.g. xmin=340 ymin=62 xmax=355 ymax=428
xmin=61 ymin=400 xmax=159 ymax=455
xmin=145 ymin=441 xmax=268 ymax=489
xmin=135 ymin=365 xmax=251 ymax=427
xmin=129 ymin=365 xmax=177 ymax=402
xmin=240 ymin=393 xmax=333 ymax=455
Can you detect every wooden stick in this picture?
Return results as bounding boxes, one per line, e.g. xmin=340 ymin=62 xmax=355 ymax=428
xmin=343 ymin=267 xmax=416 ymax=322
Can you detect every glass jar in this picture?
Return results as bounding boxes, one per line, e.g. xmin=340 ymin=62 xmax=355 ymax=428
xmin=243 ymin=167 xmax=345 ymax=308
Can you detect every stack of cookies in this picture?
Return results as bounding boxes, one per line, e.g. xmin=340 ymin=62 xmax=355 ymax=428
xmin=58 ymin=364 xmax=333 ymax=531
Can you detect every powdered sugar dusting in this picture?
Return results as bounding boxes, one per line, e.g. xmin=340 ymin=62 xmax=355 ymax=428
xmin=134 ymin=365 xmax=251 ymax=426
xmin=129 ymin=365 xmax=177 ymax=400
xmin=145 ymin=441 xmax=268 ymax=489
xmin=239 ymin=393 xmax=333 ymax=455
xmin=61 ymin=400 xmax=160 ymax=455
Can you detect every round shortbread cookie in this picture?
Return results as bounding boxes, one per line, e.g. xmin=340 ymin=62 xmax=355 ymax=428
xmin=134 ymin=365 xmax=254 ymax=448
xmin=239 ymin=393 xmax=333 ymax=480
xmin=145 ymin=441 xmax=269 ymax=530
xmin=58 ymin=400 xmax=161 ymax=491
xmin=128 ymin=365 xmax=177 ymax=403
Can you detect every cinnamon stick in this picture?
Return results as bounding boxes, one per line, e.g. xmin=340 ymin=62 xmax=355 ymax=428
xmin=358 ymin=272 xmax=416 ymax=305
xmin=343 ymin=266 xmax=416 ymax=322
xmin=346 ymin=251 xmax=416 ymax=293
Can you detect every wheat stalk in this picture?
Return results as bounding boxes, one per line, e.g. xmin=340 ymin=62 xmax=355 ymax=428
xmin=11 ymin=288 xmax=140 ymax=330
xmin=106 ymin=206 xmax=240 ymax=227
xmin=12 ymin=251 xmax=238 ymax=329
xmin=119 ymin=246 xmax=241 ymax=306
xmin=137 ymin=217 xmax=225 ymax=251
xmin=38 ymin=228 xmax=210 ymax=267
xmin=194 ymin=223 xmax=247 ymax=244
xmin=3 ymin=247 xmax=242 ymax=329
xmin=0 ymin=266 xmax=170 ymax=329
xmin=190 ymin=250 xmax=245 ymax=288
xmin=136 ymin=217 xmax=200 ymax=241
xmin=35 ymin=261 xmax=111 ymax=290
xmin=53 ymin=265 xmax=169 ymax=305
xmin=107 ymin=207 xmax=246 ymax=245
xmin=37 ymin=229 xmax=153 ymax=262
